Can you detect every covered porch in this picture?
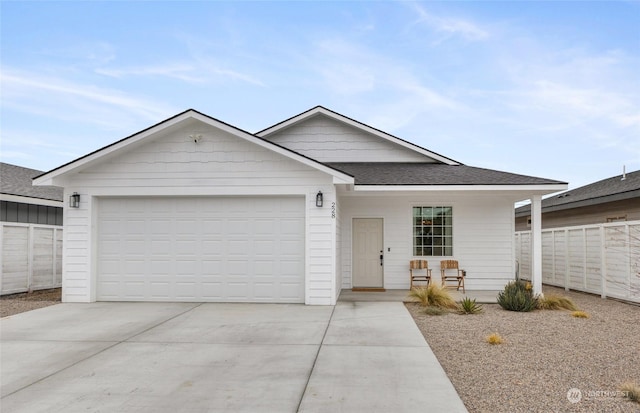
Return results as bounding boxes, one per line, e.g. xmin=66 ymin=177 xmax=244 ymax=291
xmin=339 ymin=288 xmax=501 ymax=303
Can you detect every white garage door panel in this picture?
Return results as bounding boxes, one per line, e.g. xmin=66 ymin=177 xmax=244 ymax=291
xmin=97 ymin=197 xmax=305 ymax=303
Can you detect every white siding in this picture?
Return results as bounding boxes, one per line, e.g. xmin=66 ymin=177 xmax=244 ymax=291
xmin=340 ymin=193 xmax=516 ymax=290
xmin=59 ymin=119 xmax=338 ymax=305
xmin=264 ymin=115 xmax=433 ymax=163
xmin=62 ymin=192 xmax=94 ymax=302
xmin=71 ymin=119 xmax=331 ymax=194
xmin=305 ymin=188 xmax=337 ymax=305
xmin=335 ymin=198 xmax=342 ymax=299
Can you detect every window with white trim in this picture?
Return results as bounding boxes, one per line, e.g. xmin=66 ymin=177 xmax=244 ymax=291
xmin=413 ymin=206 xmax=453 ymax=256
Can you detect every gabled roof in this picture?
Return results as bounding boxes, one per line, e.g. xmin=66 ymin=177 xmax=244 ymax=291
xmin=256 ymin=106 xmax=461 ymax=165
xmin=0 ymin=162 xmax=63 ymax=202
xmin=329 ymin=162 xmax=566 ymax=186
xmin=515 ymin=169 xmax=640 ymax=216
xmin=33 ymin=109 xmax=354 ymax=186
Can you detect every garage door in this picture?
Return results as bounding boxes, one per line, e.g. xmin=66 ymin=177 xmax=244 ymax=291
xmin=97 ymin=197 xmax=305 ymax=303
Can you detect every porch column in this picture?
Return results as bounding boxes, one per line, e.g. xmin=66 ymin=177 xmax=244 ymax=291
xmin=530 ymin=194 xmax=543 ymax=297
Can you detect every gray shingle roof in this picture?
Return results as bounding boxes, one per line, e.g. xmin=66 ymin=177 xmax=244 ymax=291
xmin=1 ymin=163 xmax=63 ymax=201
xmin=327 ymin=163 xmax=566 ymax=186
xmin=515 ymin=169 xmax=640 ymax=216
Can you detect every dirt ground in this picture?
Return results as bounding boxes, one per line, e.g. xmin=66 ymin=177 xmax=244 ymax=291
xmin=0 ymin=288 xmax=62 ymax=318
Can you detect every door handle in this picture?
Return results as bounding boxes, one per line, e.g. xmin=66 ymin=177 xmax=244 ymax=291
xmin=380 ymin=251 xmax=384 ymax=266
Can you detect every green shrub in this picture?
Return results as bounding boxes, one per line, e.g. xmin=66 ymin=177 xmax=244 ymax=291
xmin=497 ymin=280 xmax=539 ymax=312
xmin=423 ymin=306 xmax=447 ymax=316
xmin=408 ymin=284 xmax=457 ymax=309
xmin=457 ymin=297 xmax=484 ymax=314
xmin=537 ymin=294 xmax=578 ymax=311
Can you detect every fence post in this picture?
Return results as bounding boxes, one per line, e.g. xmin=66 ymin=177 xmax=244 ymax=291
xmin=27 ymin=225 xmax=34 ymax=292
xmin=582 ymin=228 xmax=587 ymax=290
xmin=626 ymin=223 xmax=631 ymax=300
xmin=600 ymin=225 xmax=606 ymax=299
xmin=551 ymin=230 xmax=556 ymax=284
xmin=52 ymin=228 xmax=57 ymax=287
xmin=564 ymin=229 xmax=569 ymax=291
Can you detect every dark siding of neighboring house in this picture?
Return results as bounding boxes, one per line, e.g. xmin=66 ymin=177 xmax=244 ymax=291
xmin=515 ymin=198 xmax=640 ymax=231
xmin=0 ymin=201 xmax=63 ymax=226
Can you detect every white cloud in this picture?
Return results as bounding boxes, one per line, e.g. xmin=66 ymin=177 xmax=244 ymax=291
xmin=95 ymin=63 xmax=206 ymax=83
xmin=308 ymin=36 xmax=460 ymax=132
xmin=529 ymin=80 xmax=640 ymax=129
xmin=96 ymin=60 xmax=265 ymax=87
xmin=41 ymin=42 xmax=117 ymax=67
xmin=1 ymin=68 xmax=176 ymax=124
xmin=408 ymin=3 xmax=489 ymax=42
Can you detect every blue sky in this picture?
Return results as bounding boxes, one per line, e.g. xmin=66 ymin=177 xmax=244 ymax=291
xmin=1 ymin=1 xmax=639 ymax=191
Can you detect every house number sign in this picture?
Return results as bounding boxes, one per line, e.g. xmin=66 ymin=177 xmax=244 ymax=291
xmin=331 ymin=202 xmax=336 ymax=219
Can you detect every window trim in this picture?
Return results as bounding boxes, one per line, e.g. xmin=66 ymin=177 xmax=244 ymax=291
xmin=412 ymin=205 xmax=453 ymax=257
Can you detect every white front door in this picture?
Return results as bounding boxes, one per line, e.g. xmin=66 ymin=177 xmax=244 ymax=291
xmin=352 ymin=218 xmax=384 ymax=288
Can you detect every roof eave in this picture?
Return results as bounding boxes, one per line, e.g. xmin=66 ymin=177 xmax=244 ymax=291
xmin=33 ymin=109 xmax=355 ymax=187
xmin=354 ymin=184 xmax=568 ymax=192
xmin=0 ymin=193 xmax=64 ymax=206
xmin=256 ymin=106 xmax=461 ymax=166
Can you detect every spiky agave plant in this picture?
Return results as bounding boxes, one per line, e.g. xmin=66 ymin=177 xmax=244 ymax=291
xmin=457 ymin=297 xmax=484 ymax=314
xmin=497 ymin=280 xmax=539 ymax=312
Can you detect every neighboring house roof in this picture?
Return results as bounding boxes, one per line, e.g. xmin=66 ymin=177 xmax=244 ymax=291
xmin=256 ymin=106 xmax=461 ymax=165
xmin=0 ymin=162 xmax=63 ymax=202
xmin=515 ymin=169 xmax=640 ymax=217
xmin=328 ymin=163 xmax=566 ymax=186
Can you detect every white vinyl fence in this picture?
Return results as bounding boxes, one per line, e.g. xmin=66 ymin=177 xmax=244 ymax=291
xmin=1 ymin=223 xmax=63 ymax=295
xmin=515 ymin=220 xmax=640 ymax=303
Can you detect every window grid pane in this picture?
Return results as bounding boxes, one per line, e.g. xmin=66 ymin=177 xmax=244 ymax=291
xmin=412 ymin=206 xmax=453 ymax=257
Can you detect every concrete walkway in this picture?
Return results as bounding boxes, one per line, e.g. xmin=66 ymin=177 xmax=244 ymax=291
xmin=1 ymin=301 xmax=467 ymax=413
xmin=299 ymin=301 xmax=467 ymax=412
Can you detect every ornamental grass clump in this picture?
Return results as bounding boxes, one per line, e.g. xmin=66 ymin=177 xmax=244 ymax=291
xmin=408 ymin=284 xmax=457 ymax=309
xmin=485 ymin=333 xmax=504 ymax=345
xmin=457 ymin=297 xmax=484 ymax=314
xmin=620 ymin=382 xmax=640 ymax=403
xmin=497 ymin=280 xmax=539 ymax=312
xmin=537 ymin=294 xmax=578 ymax=311
xmin=571 ymin=310 xmax=590 ymax=318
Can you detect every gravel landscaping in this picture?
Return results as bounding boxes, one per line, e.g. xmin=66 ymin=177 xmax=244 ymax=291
xmin=407 ymin=285 xmax=640 ymax=413
xmin=1 ymin=288 xmax=61 ymax=318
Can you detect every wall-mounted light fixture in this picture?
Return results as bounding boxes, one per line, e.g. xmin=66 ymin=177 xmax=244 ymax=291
xmin=69 ymin=192 xmax=80 ymax=208
xmin=316 ymin=191 xmax=323 ymax=207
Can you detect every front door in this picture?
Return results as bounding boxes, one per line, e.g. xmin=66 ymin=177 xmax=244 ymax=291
xmin=352 ymin=218 xmax=384 ymax=288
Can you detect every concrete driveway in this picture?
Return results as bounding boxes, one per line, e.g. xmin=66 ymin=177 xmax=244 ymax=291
xmin=1 ymin=301 xmax=467 ymax=413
